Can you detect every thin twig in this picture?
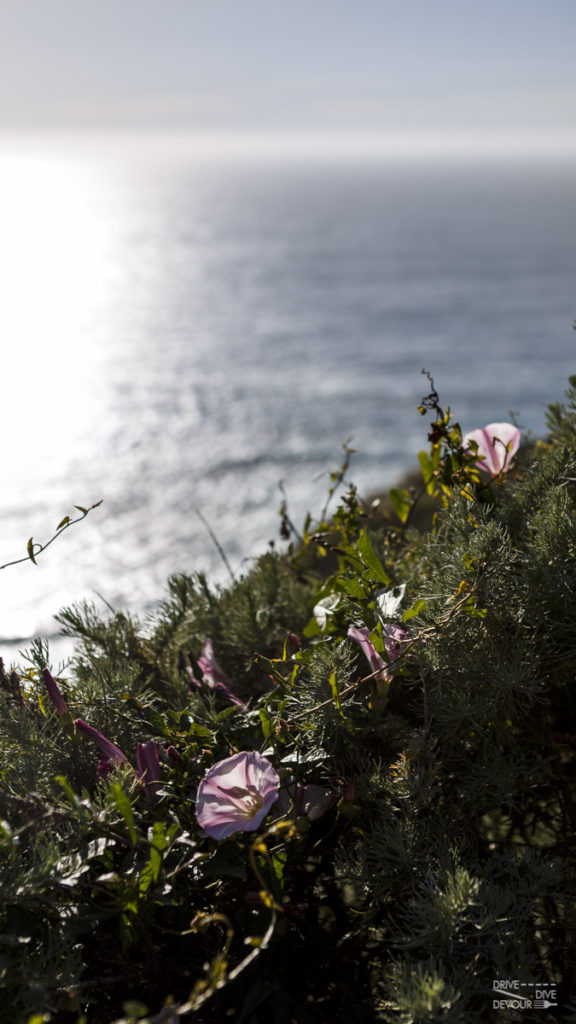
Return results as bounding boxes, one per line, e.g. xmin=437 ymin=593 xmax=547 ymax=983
xmin=195 ymin=508 xmax=236 ymax=583
xmin=0 ymin=500 xmax=102 ymax=572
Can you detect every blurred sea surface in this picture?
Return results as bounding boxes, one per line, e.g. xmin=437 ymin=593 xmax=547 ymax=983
xmin=0 ymin=133 xmax=574 ymax=662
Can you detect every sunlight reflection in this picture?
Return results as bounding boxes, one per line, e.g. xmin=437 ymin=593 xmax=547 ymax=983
xmin=0 ymin=148 xmax=115 ymax=481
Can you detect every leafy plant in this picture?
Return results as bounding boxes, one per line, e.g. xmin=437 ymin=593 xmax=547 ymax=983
xmin=1 ymin=379 xmax=576 ymax=1023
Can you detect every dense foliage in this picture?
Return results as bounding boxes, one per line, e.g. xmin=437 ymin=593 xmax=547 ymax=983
xmin=1 ymin=376 xmax=576 ymax=1023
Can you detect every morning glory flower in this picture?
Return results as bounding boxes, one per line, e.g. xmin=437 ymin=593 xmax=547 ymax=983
xmin=347 ymin=625 xmax=389 ymax=683
xmin=135 ymin=740 xmax=162 ymax=801
xmin=74 ymin=718 xmax=127 ymax=765
xmin=313 ymin=594 xmax=340 ymax=630
xmin=382 ymin=623 xmax=408 ymax=663
xmin=41 ymin=667 xmax=71 ymax=720
xmin=463 ymin=422 xmax=521 ymax=477
xmin=195 ymin=751 xmax=280 ymax=840
xmin=197 ymin=639 xmax=245 ymax=707
xmin=376 ymin=584 xmax=405 ymax=622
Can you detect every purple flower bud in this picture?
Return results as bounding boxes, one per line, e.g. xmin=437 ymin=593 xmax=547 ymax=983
xmin=183 ymin=658 xmax=202 ymax=692
xmin=197 ymin=639 xmax=245 ymax=707
xmin=74 ymin=719 xmax=127 ymax=764
xmin=166 ymin=744 xmax=183 ymax=764
xmin=195 ymin=751 xmax=279 ymax=840
xmin=463 ymin=422 xmax=521 ymax=477
xmin=135 ymin=740 xmax=162 ymax=801
xmin=41 ymin=667 xmax=71 ymax=719
xmin=97 ymin=756 xmax=115 ymax=780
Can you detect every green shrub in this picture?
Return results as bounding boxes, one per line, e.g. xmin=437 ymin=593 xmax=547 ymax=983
xmin=1 ymin=378 xmax=575 ymax=1023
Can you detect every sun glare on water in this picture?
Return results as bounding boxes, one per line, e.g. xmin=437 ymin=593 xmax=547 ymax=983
xmin=0 ymin=145 xmax=117 ymax=484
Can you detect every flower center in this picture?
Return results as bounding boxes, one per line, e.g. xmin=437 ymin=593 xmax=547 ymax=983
xmin=243 ymin=791 xmax=263 ymax=817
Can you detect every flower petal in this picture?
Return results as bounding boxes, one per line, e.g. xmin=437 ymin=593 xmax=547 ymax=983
xmin=348 ymin=624 xmax=388 ymax=682
xmin=74 ymin=719 xmax=127 ymax=764
xmin=195 ymin=751 xmax=280 ymax=840
xmin=463 ymin=422 xmax=521 ymax=477
xmin=375 ymin=585 xmax=405 ymax=622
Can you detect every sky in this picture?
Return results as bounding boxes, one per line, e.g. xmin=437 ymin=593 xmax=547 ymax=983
xmin=0 ymin=0 xmax=575 ymax=147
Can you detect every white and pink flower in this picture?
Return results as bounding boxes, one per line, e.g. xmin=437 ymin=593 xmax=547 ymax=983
xmin=195 ymin=751 xmax=280 ymax=840
xmin=463 ymin=422 xmax=521 ymax=477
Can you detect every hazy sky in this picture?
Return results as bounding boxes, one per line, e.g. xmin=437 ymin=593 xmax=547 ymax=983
xmin=1 ymin=0 xmax=575 ymax=141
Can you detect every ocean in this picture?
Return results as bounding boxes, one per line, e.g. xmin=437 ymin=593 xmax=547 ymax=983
xmin=0 ymin=134 xmax=575 ymax=664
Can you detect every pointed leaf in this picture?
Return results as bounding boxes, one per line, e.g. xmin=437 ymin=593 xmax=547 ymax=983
xmin=26 ymin=537 xmax=37 ymax=565
xmin=402 ymin=599 xmax=428 ymax=623
xmin=356 ymin=531 xmax=390 ymax=583
xmin=110 ymin=783 xmax=137 ymax=846
xmin=389 ymin=488 xmax=412 ymax=524
xmin=418 ymin=450 xmax=437 ymax=495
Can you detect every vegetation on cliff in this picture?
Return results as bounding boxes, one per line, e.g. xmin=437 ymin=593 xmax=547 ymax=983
xmin=1 ymin=374 xmax=576 ymax=1023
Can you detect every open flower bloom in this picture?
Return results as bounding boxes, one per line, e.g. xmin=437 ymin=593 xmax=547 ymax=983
xmin=74 ymin=719 xmax=127 ymax=765
xmin=347 ymin=625 xmax=389 ymax=683
xmin=376 ymin=584 xmax=405 ymax=622
xmin=136 ymin=740 xmax=162 ymax=801
xmin=41 ymin=667 xmax=71 ymax=720
xmin=463 ymin=422 xmax=521 ymax=477
xmin=313 ymin=594 xmax=340 ymax=631
xmin=195 ymin=751 xmax=280 ymax=840
xmin=197 ymin=639 xmax=245 ymax=707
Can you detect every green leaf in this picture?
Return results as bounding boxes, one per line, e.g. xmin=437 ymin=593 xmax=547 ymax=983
xmin=74 ymin=505 xmax=89 ymax=515
xmin=389 ymin=488 xmax=412 ymax=524
xmin=329 ymin=670 xmax=342 ymax=713
xmin=418 ymin=450 xmax=437 ymax=495
xmin=122 ymin=1001 xmax=149 ymax=1023
xmin=56 ymin=774 xmax=81 ymax=808
xmin=271 ymin=848 xmax=287 ymax=884
xmin=356 ymin=531 xmax=390 ymax=583
xmin=26 ymin=537 xmax=37 ymax=565
xmin=110 ymin=782 xmax=137 ymax=846
xmin=57 ymin=516 xmax=70 ymax=530
xmin=259 ymin=707 xmax=272 ymax=740
xmin=334 ymin=575 xmax=366 ymax=599
xmin=403 ymin=599 xmax=428 ymax=623
xmin=303 ymin=617 xmax=322 ymax=638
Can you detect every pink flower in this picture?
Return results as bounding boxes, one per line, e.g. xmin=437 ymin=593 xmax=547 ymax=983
xmin=347 ymin=625 xmax=389 ymax=683
xmin=135 ymin=740 xmax=162 ymax=801
xmin=463 ymin=422 xmax=521 ymax=477
xmin=195 ymin=751 xmax=280 ymax=840
xmin=278 ymin=780 xmax=336 ymax=822
xmin=382 ymin=623 xmax=408 ymax=664
xmin=41 ymin=667 xmax=71 ymax=719
xmin=74 ymin=719 xmax=127 ymax=765
xmin=197 ymin=639 xmax=245 ymax=707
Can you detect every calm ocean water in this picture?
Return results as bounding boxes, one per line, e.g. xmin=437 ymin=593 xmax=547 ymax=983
xmin=1 ymin=136 xmax=575 ymax=662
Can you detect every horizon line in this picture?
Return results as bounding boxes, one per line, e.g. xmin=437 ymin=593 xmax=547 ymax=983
xmin=1 ymin=127 xmax=575 ymax=161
